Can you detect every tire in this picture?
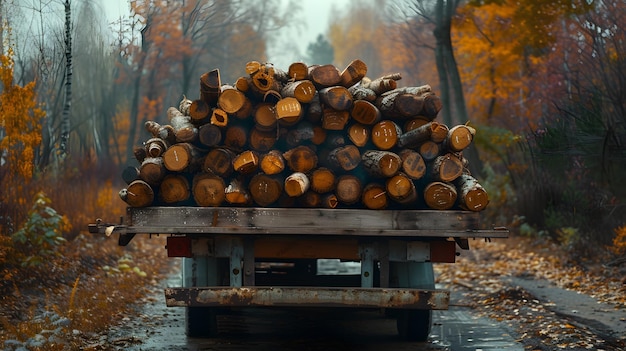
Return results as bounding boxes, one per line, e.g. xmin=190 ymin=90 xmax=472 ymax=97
xmin=396 ymin=309 xmax=431 ymax=342
xmin=186 ymin=307 xmax=218 ymax=337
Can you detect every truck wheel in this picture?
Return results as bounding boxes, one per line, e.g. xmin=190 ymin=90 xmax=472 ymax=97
xmin=186 ymin=307 xmax=218 ymax=337
xmin=396 ymin=309 xmax=431 ymax=342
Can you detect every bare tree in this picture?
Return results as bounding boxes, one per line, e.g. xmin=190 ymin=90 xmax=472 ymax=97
xmin=389 ymin=0 xmax=481 ymax=175
xmin=59 ymin=0 xmax=71 ymax=157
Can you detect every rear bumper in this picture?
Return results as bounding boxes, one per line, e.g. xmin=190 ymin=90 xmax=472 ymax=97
xmin=165 ymin=286 xmax=449 ymax=310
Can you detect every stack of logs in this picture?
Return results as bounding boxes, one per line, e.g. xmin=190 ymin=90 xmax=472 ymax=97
xmin=119 ymin=59 xmax=489 ymax=211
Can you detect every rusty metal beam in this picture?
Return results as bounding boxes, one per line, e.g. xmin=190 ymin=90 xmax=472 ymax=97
xmin=164 ymin=287 xmax=449 ymax=310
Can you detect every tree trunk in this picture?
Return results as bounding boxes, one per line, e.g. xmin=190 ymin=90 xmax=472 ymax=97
xmin=59 ymin=0 xmax=72 ymax=157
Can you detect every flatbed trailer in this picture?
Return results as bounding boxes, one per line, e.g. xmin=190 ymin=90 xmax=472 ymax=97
xmin=89 ymin=206 xmax=508 ymax=341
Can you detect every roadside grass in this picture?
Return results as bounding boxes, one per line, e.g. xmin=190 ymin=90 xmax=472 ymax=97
xmin=0 ymin=233 xmax=170 ymax=351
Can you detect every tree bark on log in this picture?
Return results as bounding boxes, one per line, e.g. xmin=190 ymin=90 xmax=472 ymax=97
xmin=281 ymin=80 xmax=317 ymax=103
xmin=454 ymin=173 xmax=489 ymax=211
xmin=168 ymin=106 xmax=198 ymax=143
xmin=145 ymin=137 xmax=168 ymax=158
xmin=361 ymin=150 xmax=401 ymax=178
xmin=319 ymin=86 xmax=353 ymax=111
xmin=284 ymin=172 xmax=310 ymax=197
xmin=139 ymin=157 xmax=167 ymax=186
xmin=145 ymin=121 xmax=176 ymax=145
xmin=327 ymin=145 xmax=361 ymax=172
xmin=361 ymin=73 xmax=402 ymax=95
xmin=397 ymin=121 xmax=447 ymax=148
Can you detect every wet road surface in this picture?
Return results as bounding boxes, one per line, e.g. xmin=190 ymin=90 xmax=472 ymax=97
xmin=105 ymin=269 xmax=523 ymax=351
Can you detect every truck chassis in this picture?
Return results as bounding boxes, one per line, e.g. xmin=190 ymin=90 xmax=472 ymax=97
xmin=90 ymin=207 xmax=507 ymax=341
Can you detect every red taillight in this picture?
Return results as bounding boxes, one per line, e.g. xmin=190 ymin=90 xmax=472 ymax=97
xmin=166 ymin=236 xmax=192 ymax=257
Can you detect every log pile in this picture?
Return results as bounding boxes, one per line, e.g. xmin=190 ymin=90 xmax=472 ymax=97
xmin=119 ymin=59 xmax=489 ymax=211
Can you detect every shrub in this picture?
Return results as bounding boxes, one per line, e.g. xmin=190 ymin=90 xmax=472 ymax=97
xmin=11 ymin=192 xmax=71 ymax=267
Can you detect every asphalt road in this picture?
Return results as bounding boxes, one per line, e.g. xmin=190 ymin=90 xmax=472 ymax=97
xmin=101 ymin=266 xmax=523 ymax=351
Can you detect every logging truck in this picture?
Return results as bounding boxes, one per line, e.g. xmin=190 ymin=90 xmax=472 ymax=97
xmin=89 ymin=59 xmax=508 ymax=341
xmin=89 ymin=208 xmax=507 ymax=341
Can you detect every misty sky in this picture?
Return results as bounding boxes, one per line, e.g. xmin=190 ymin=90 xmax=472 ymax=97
xmin=101 ymin=0 xmax=351 ymax=69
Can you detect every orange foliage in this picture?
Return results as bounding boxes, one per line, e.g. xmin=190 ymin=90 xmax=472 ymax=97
xmin=0 ymin=49 xmax=46 ymax=233
xmin=327 ymin=3 xmax=436 ymax=86
xmin=0 ymin=50 xmax=45 ymax=181
xmin=611 ymin=225 xmax=626 ymax=256
xmin=453 ymin=3 xmax=539 ymax=129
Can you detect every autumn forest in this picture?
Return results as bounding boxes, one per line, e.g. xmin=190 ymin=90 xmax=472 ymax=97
xmin=1 ymin=0 xmax=625 ymax=313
